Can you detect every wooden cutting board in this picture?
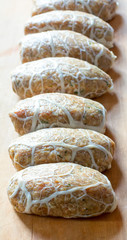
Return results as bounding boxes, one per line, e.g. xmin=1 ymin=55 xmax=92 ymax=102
xmin=0 ymin=1 xmax=127 ymax=239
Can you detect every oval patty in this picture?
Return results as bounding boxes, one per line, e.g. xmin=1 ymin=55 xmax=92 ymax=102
xmin=7 ymin=163 xmax=117 ymax=218
xmin=25 ymin=11 xmax=114 ymax=48
xmin=11 ymin=57 xmax=113 ymax=99
xmin=32 ymin=0 xmax=118 ymax=22
xmin=8 ymin=128 xmax=115 ymax=172
xmin=20 ymin=30 xmax=116 ymax=72
xmin=9 ymin=93 xmax=106 ymax=135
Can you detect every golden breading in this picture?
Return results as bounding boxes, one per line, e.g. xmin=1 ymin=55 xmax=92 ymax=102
xmin=20 ymin=30 xmax=116 ymax=72
xmin=25 ymin=11 xmax=114 ymax=48
xmin=8 ymin=128 xmax=115 ymax=172
xmin=7 ymin=163 xmax=117 ymax=218
xmin=32 ymin=0 xmax=118 ymax=22
xmin=9 ymin=93 xmax=107 ymax=135
xmin=11 ymin=57 xmax=113 ymax=99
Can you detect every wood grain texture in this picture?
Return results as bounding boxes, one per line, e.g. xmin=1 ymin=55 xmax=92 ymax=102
xmin=0 ymin=0 xmax=127 ymax=239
